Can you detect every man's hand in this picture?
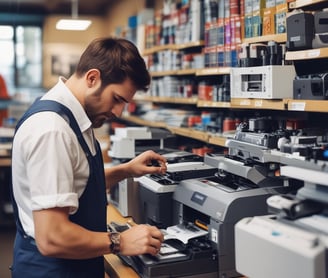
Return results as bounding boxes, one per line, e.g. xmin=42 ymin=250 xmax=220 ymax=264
xmin=126 ymin=150 xmax=167 ymax=178
xmin=119 ymin=224 xmax=164 ymax=256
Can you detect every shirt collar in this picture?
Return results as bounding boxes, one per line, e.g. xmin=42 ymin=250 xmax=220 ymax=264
xmin=43 ymin=77 xmax=92 ymax=133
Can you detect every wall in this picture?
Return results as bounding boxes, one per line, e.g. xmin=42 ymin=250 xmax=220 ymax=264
xmin=104 ymin=0 xmax=164 ymax=35
xmin=42 ymin=15 xmax=107 ymax=89
xmin=104 ymin=0 xmax=146 ymax=36
xmin=42 ymin=0 xmax=164 ymax=89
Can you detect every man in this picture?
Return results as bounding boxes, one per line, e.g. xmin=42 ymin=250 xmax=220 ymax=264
xmin=11 ymin=37 xmax=166 ymax=277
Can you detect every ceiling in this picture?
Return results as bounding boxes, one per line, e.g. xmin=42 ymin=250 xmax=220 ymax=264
xmin=0 ymin=0 xmax=114 ymax=16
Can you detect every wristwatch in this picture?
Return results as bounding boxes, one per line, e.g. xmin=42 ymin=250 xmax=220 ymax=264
xmin=108 ymin=232 xmax=121 ymax=254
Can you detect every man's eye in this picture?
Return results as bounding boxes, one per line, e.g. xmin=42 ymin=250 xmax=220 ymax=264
xmin=113 ymin=96 xmax=121 ymax=103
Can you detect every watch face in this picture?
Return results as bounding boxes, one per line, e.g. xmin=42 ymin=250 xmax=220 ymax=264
xmin=110 ymin=232 xmax=121 ymax=254
xmin=111 ymin=232 xmax=120 ymax=244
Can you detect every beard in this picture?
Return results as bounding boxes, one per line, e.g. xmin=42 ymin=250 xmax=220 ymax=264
xmin=84 ymin=89 xmax=115 ymax=128
xmin=91 ymin=114 xmax=115 ymax=128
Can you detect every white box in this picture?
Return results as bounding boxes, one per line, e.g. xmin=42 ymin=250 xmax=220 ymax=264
xmin=230 ymin=65 xmax=295 ymax=99
xmin=114 ymin=127 xmax=152 ymax=139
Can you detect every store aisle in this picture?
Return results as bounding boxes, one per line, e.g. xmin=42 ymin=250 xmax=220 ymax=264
xmin=0 ymin=225 xmax=15 ymax=278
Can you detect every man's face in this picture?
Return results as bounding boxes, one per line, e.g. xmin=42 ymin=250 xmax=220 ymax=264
xmin=84 ymin=78 xmax=136 ymax=128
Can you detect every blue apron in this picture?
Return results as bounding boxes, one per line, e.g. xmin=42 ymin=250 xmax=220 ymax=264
xmin=10 ymin=99 xmax=108 ymax=278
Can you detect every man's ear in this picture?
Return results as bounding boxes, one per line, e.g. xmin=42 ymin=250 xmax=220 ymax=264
xmin=86 ymin=69 xmax=101 ymax=88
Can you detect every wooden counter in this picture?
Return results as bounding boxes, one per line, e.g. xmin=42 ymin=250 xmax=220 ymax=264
xmin=104 ymin=205 xmax=139 ymax=278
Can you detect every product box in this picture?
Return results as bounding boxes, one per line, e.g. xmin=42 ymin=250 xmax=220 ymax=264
xmin=252 ymin=0 xmax=265 ymax=12
xmin=262 ymin=6 xmax=276 ymax=35
xmin=244 ymin=14 xmax=253 ymax=38
xmin=244 ymin=0 xmax=253 ymax=15
xmin=252 ymin=10 xmax=263 ymax=37
xmin=275 ymin=2 xmax=288 ymax=34
xmin=265 ymin=0 xmax=276 ymax=8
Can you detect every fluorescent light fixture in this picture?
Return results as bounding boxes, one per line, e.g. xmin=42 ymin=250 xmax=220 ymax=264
xmin=55 ymin=0 xmax=92 ymax=31
xmin=56 ymin=19 xmax=91 ymax=31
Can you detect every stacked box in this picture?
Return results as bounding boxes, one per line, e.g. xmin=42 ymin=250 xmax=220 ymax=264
xmin=275 ymin=3 xmax=288 ymax=34
xmin=244 ymin=0 xmax=253 ymax=38
xmin=240 ymin=0 xmax=245 ymax=40
xmin=252 ymin=0 xmax=265 ymax=37
xmin=229 ymin=0 xmax=241 ymax=67
xmin=265 ymin=0 xmax=276 ymax=8
xmin=224 ymin=0 xmax=231 ymax=66
xmin=262 ymin=7 xmax=276 ymax=35
xmin=217 ymin=0 xmax=225 ymax=66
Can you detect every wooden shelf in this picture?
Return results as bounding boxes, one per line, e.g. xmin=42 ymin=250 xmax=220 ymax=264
xmin=176 ymin=68 xmax=198 ymax=75
xmin=230 ymin=98 xmax=288 ymax=110
xmin=208 ymin=135 xmax=227 ymax=147
xmin=176 ymin=40 xmax=204 ymax=50
xmin=242 ymin=33 xmax=287 ymax=44
xmin=196 ymin=67 xmax=231 ymax=76
xmin=168 ymin=127 xmax=210 ymax=143
xmin=150 ymin=67 xmax=231 ymax=77
xmin=133 ymin=95 xmax=198 ymax=105
xmin=289 ymin=0 xmax=327 ymax=9
xmin=285 ymin=47 xmax=328 ymax=60
xmin=122 ymin=115 xmax=167 ymax=128
xmin=150 ymin=70 xmax=178 ymax=77
xmin=143 ymin=44 xmax=176 ymax=56
xmin=143 ymin=41 xmax=204 ymax=56
xmin=197 ymin=100 xmax=231 ymax=108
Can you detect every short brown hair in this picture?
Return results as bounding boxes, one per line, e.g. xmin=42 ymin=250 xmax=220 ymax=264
xmin=75 ymin=37 xmax=150 ymax=91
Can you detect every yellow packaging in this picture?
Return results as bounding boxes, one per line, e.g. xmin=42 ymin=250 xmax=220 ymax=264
xmin=262 ymin=7 xmax=276 ymax=35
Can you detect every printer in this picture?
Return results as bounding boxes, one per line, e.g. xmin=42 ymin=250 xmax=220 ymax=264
xmin=109 ymin=126 xmax=175 ymax=160
xmin=235 ymin=152 xmax=328 ymax=278
xmin=108 ymin=126 xmax=177 ymax=223
xmin=118 ymin=119 xmax=299 ymax=277
xmin=171 ymin=150 xmax=292 ymax=278
xmin=137 ymin=151 xmax=218 ymax=228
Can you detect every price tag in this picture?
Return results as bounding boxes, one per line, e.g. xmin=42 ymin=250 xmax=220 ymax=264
xmin=254 ymin=100 xmax=263 ymax=107
xmin=290 ymin=102 xmax=306 ymax=111
xmin=240 ymin=99 xmax=251 ymax=106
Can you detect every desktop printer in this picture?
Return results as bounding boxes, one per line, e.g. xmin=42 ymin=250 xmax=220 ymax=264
xmin=230 ymin=65 xmax=295 ymax=99
xmin=137 ymin=151 xmax=218 ymax=228
xmin=171 ymin=150 xmax=292 ymax=278
xmin=235 ymin=153 xmax=328 ymax=278
xmin=109 ymin=126 xmax=175 ymax=160
xmin=108 ymin=126 xmax=177 ymax=223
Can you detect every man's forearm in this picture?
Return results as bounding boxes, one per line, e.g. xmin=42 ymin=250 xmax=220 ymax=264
xmin=104 ymin=163 xmax=130 ymax=189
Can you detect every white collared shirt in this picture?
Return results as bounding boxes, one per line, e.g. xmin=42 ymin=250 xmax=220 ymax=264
xmin=12 ymin=77 xmax=96 ymax=237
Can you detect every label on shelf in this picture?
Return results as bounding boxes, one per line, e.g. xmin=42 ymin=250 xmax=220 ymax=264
xmin=289 ymin=102 xmax=306 ymax=111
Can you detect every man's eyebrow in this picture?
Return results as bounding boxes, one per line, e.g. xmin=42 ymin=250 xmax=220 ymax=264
xmin=115 ymin=94 xmax=129 ymax=103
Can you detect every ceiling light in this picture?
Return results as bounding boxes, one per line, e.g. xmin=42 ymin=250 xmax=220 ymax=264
xmin=56 ymin=19 xmax=91 ymax=31
xmin=56 ymin=0 xmax=92 ymax=31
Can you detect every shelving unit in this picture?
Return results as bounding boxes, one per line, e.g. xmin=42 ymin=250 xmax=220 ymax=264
xmin=122 ymin=0 xmax=328 ymax=149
